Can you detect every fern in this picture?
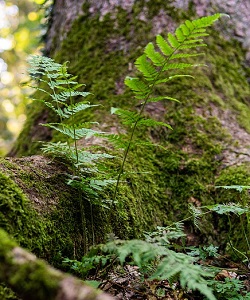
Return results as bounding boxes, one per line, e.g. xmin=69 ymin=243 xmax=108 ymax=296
xmin=151 ymin=250 xmax=216 ymax=300
xmin=28 ymin=55 xmax=114 ymax=197
xmin=67 ymin=237 xmax=216 ymax=300
xmin=111 ymin=14 xmax=224 ymax=209
xmin=205 ymin=203 xmax=249 ymax=216
xmin=27 ymin=55 xmax=116 ymax=246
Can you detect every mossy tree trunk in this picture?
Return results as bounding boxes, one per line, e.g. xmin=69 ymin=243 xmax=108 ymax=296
xmin=1 ymin=0 xmax=250 ymax=298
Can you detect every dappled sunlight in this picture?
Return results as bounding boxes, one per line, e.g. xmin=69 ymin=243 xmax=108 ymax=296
xmin=0 ymin=0 xmax=46 ymax=155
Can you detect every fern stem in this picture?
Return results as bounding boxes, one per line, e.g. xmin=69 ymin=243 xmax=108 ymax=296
xmin=240 ymin=215 xmax=250 ymax=256
xmin=47 ymin=75 xmax=63 ymax=124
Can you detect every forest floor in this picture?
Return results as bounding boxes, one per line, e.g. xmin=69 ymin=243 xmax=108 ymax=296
xmin=87 ymin=258 xmax=250 ymax=299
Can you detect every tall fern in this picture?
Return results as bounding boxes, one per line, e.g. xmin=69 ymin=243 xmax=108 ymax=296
xmin=111 ymin=14 xmax=225 ymax=205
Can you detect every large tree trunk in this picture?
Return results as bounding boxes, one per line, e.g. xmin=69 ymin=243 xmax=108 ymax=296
xmin=1 ymin=0 xmax=250 ymax=298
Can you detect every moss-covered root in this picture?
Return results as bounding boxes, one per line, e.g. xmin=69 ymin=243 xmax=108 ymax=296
xmin=0 ymin=229 xmax=114 ymax=300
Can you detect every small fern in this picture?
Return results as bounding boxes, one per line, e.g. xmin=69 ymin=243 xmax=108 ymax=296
xmin=27 ymin=55 xmax=116 ymax=246
xmin=28 ymin=55 xmax=114 ymax=201
xmin=65 ymin=236 xmax=216 ymax=300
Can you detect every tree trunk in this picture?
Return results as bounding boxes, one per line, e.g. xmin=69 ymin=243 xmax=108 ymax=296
xmin=1 ymin=0 xmax=250 ymax=298
xmin=0 ymin=228 xmax=113 ymax=300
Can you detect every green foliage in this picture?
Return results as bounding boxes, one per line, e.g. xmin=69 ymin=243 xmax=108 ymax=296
xmin=64 ymin=228 xmax=217 ymax=299
xmin=27 ymin=55 xmax=114 ymax=205
xmin=64 ymin=202 xmax=250 ymax=299
xmin=111 ymin=13 xmax=224 ymax=206
xmin=208 ymin=278 xmax=250 ymax=300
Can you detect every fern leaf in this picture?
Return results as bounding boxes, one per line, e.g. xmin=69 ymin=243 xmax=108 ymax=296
xmin=178 ymin=43 xmax=207 ymax=50
xmin=135 ymin=54 xmax=158 ymax=81
xmin=106 ymin=134 xmax=129 ymax=150
xmin=55 ymin=79 xmax=78 ymax=85
xmin=188 ymin=32 xmax=209 ymax=39
xmin=147 ymin=96 xmax=180 ymax=103
xmin=144 ymin=43 xmax=165 ymax=67
xmin=77 ymin=150 xmax=114 ymax=165
xmin=170 ymin=53 xmax=204 ymax=60
xmin=62 ymin=102 xmax=98 ymax=118
xmin=155 ymin=74 xmax=194 ymax=85
xmin=28 ymin=85 xmax=51 ymax=96
xmin=205 ymin=203 xmax=249 ymax=215
xmin=42 ymin=123 xmax=105 ymax=140
xmin=111 ymin=108 xmax=140 ymax=126
xmin=137 ymin=118 xmax=172 ymax=129
xmin=167 ymin=32 xmax=180 ymax=48
xmin=163 ymin=63 xmax=202 ymax=71
xmin=175 ymin=27 xmax=185 ymax=42
xmin=124 ymin=77 xmax=150 ymax=98
xmin=151 ymin=250 xmax=216 ymax=300
xmin=192 ymin=13 xmax=223 ymax=28
xmin=179 ymin=23 xmax=190 ymax=36
xmin=185 ymin=19 xmax=194 ymax=31
xmin=183 ymin=39 xmax=204 ymax=45
xmin=89 ymin=179 xmax=117 ymax=190
xmin=156 ymin=35 xmax=173 ymax=56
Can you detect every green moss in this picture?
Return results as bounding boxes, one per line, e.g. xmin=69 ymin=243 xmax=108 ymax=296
xmin=0 ymin=171 xmax=50 ymax=254
xmin=0 ymin=157 xmax=84 ymax=264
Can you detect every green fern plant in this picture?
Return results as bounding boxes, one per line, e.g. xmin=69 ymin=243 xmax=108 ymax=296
xmin=28 ymin=55 xmax=115 ymax=200
xmin=64 ymin=203 xmax=250 ymax=300
xmin=64 ymin=229 xmax=217 ymax=300
xmin=27 ymin=55 xmax=116 ymax=246
xmin=111 ymin=13 xmax=225 ymax=206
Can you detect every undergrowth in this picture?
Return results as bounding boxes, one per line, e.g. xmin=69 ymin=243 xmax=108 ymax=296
xmin=63 ymin=203 xmax=250 ymax=300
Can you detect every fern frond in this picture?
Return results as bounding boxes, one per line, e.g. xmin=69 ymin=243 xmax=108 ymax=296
xmin=89 ymin=179 xmax=117 ymax=190
xmin=151 ymin=250 xmax=216 ymax=300
xmin=155 ymin=74 xmax=194 ymax=85
xmin=205 ymin=203 xmax=249 ymax=216
xmin=106 ymin=134 xmax=129 ymax=150
xmin=124 ymin=77 xmax=150 ymax=99
xmin=167 ymin=32 xmax=180 ymax=48
xmin=101 ymin=239 xmax=216 ymax=300
xmin=111 ymin=14 xmax=224 ymax=206
xmin=192 ymin=13 xmax=223 ymax=28
xmin=170 ymin=53 xmax=204 ymax=60
xmin=156 ymin=34 xmax=173 ymax=56
xmin=42 ymin=123 xmax=105 ymax=140
xmin=135 ymin=54 xmax=158 ymax=81
xmin=144 ymin=43 xmax=165 ymax=67
xmin=77 ymin=150 xmax=114 ymax=166
xmin=163 ymin=63 xmax=203 ymax=71
xmin=111 ymin=107 xmax=140 ymax=126
xmin=62 ymin=102 xmax=98 ymax=118
xmin=189 ymin=204 xmax=202 ymax=229
xmin=147 ymin=96 xmax=180 ymax=103
xmin=137 ymin=118 xmax=172 ymax=129
xmin=178 ymin=43 xmax=207 ymax=50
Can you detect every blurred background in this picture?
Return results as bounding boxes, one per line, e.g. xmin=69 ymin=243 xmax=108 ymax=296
xmin=0 ymin=0 xmax=48 ymax=155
